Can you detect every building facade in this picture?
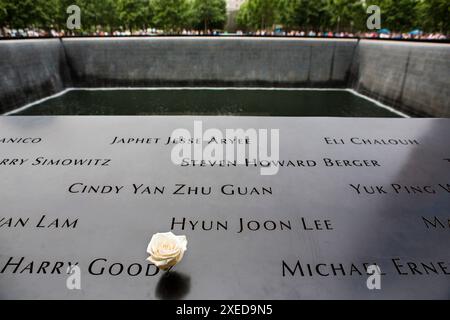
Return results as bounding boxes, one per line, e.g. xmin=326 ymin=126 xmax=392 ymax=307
xmin=226 ymin=0 xmax=245 ymax=12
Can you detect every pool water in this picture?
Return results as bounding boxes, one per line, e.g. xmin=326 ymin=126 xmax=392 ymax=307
xmin=13 ymin=89 xmax=403 ymax=117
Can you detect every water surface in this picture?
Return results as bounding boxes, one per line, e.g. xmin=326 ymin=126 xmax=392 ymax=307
xmin=15 ymin=89 xmax=402 ymax=117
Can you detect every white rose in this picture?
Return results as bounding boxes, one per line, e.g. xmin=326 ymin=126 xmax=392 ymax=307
xmin=146 ymin=232 xmax=187 ymax=271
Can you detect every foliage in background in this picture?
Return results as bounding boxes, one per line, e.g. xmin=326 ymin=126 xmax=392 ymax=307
xmin=0 ymin=0 xmax=227 ymax=32
xmin=275 ymin=0 xmax=334 ymax=31
xmin=237 ymin=0 xmax=448 ymax=33
xmin=237 ymin=0 xmax=279 ymax=30
xmin=0 ymin=0 xmax=448 ymax=33
xmin=417 ymin=0 xmax=449 ymax=33
xmin=117 ymin=0 xmax=152 ymax=31
xmin=152 ymin=0 xmax=191 ymax=31
xmin=364 ymin=0 xmax=419 ymax=32
xmin=191 ymin=0 xmax=227 ymax=31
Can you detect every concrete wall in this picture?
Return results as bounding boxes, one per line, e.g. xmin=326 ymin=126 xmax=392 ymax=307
xmin=351 ymin=40 xmax=450 ymax=117
xmin=62 ymin=38 xmax=356 ymax=87
xmin=0 ymin=37 xmax=448 ymax=116
xmin=0 ymin=39 xmax=70 ymax=114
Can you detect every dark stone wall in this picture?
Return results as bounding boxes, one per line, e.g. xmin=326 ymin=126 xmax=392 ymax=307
xmin=0 ymin=39 xmax=71 ymax=114
xmin=350 ymin=40 xmax=450 ymax=117
xmin=61 ymin=37 xmax=356 ymax=87
xmin=0 ymin=37 xmax=448 ymax=116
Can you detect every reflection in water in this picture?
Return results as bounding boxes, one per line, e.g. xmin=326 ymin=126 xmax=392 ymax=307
xmin=155 ymin=271 xmax=191 ymax=300
xmin=14 ymin=89 xmax=402 ymax=117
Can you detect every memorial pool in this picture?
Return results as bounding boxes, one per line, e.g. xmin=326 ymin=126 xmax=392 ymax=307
xmin=10 ymin=88 xmax=405 ymax=117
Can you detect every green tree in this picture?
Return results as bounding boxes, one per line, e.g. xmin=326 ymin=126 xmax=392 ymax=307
xmin=364 ymin=0 xmax=420 ymax=32
xmin=74 ymin=0 xmax=119 ymax=32
xmin=275 ymin=0 xmax=296 ymax=29
xmin=0 ymin=0 xmax=44 ymax=28
xmin=0 ymin=0 xmax=448 ymax=35
xmin=236 ymin=1 xmax=250 ymax=29
xmin=43 ymin=0 xmax=112 ymax=33
xmin=51 ymin=0 xmax=73 ymax=31
xmin=417 ymin=0 xmax=449 ymax=33
xmin=191 ymin=0 xmax=227 ymax=32
xmin=117 ymin=0 xmax=153 ymax=32
xmin=0 ymin=1 xmax=5 ymax=24
xmin=152 ymin=0 xmax=190 ymax=31
xmin=327 ymin=0 xmax=365 ymax=32
xmin=33 ymin=0 xmax=59 ymax=28
xmin=237 ymin=0 xmax=279 ymax=30
xmin=288 ymin=0 xmax=332 ymax=31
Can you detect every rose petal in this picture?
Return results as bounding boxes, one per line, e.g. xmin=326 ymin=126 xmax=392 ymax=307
xmin=146 ymin=232 xmax=187 ymax=270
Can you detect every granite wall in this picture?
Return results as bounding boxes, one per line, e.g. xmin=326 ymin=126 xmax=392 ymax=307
xmin=61 ymin=37 xmax=356 ymax=87
xmin=350 ymin=40 xmax=450 ymax=117
xmin=0 ymin=39 xmax=70 ymax=114
xmin=0 ymin=37 xmax=448 ymax=116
